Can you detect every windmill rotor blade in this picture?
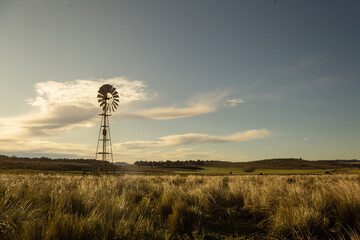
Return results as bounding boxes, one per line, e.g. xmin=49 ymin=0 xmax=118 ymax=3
xmin=105 ymin=84 xmax=112 ymax=92
xmin=99 ymin=84 xmax=111 ymax=94
xmin=113 ymin=101 xmax=119 ymax=107
xmin=100 ymin=101 xmax=106 ymax=107
xmin=98 ymin=99 xmax=105 ymax=103
xmin=99 ymin=85 xmax=107 ymax=91
xmin=113 ymin=98 xmax=119 ymax=102
xmin=97 ymin=94 xmax=104 ymax=99
xmin=98 ymin=89 xmax=107 ymax=95
xmin=113 ymin=94 xmax=119 ymax=98
xmin=111 ymin=88 xmax=116 ymax=94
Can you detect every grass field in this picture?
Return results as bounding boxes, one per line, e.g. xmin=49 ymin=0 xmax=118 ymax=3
xmin=1 ymin=174 xmax=360 ymax=239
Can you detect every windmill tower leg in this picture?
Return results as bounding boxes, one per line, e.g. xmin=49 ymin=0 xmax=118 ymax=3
xmin=102 ymin=112 xmax=107 ymax=161
xmin=95 ymin=112 xmax=113 ymax=163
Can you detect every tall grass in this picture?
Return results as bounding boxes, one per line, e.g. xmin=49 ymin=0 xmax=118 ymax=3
xmin=1 ymin=174 xmax=360 ymax=239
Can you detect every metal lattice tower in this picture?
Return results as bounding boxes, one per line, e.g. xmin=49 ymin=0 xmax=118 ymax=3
xmin=95 ymin=84 xmax=119 ymax=163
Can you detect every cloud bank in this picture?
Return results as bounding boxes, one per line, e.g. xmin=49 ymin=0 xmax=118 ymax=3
xmin=0 ymin=78 xmax=243 ymax=139
xmin=0 ymin=77 xmax=255 ymax=161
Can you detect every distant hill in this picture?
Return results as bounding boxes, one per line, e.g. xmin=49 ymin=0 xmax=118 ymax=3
xmin=134 ymin=158 xmax=360 ymax=170
xmin=0 ymin=155 xmax=120 ymax=172
xmin=206 ymin=158 xmax=360 ymax=169
xmin=322 ymin=159 xmax=360 ymax=163
xmin=0 ymin=155 xmax=359 ymax=173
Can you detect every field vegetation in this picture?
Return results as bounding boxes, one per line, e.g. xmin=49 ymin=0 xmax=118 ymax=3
xmin=1 ymin=174 xmax=360 ymax=239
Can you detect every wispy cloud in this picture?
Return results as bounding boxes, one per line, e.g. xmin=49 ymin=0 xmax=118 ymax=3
xmin=226 ymin=98 xmax=245 ymax=107
xmin=128 ymin=91 xmax=232 ymax=120
xmin=114 ymin=129 xmax=270 ymax=150
xmin=0 ymin=139 xmax=92 ymax=156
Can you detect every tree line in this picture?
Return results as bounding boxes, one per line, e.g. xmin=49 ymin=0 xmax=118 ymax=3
xmin=134 ymin=160 xmax=214 ymax=167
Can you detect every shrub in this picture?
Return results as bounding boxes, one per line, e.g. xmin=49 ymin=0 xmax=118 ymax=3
xmin=243 ymin=166 xmax=256 ymax=173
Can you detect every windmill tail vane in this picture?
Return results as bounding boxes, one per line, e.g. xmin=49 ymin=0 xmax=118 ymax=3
xmin=95 ymin=84 xmax=119 ymax=163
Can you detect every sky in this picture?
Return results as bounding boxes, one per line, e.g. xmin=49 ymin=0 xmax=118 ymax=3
xmin=0 ymin=0 xmax=359 ymax=163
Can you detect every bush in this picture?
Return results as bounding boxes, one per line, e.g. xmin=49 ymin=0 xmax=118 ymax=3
xmin=243 ymin=166 xmax=256 ymax=173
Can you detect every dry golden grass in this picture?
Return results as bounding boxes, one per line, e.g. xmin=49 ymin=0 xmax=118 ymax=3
xmin=0 ymin=174 xmax=360 ymax=239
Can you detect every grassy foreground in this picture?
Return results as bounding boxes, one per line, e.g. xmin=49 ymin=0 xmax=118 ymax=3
xmin=1 ymin=174 xmax=360 ymax=239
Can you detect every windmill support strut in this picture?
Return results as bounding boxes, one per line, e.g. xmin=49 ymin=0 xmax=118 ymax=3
xmin=95 ymin=113 xmax=113 ymax=163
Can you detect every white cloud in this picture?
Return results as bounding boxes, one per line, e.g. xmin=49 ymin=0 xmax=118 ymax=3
xmin=114 ymin=129 xmax=270 ymax=150
xmin=226 ymin=98 xmax=245 ymax=107
xmin=0 ymin=77 xmax=151 ymax=138
xmin=28 ymin=78 xmax=150 ymax=112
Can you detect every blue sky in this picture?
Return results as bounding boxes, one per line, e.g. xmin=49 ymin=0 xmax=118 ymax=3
xmin=0 ymin=0 xmax=359 ymax=162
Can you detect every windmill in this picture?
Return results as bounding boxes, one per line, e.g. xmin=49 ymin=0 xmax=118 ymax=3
xmin=95 ymin=84 xmax=119 ymax=163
